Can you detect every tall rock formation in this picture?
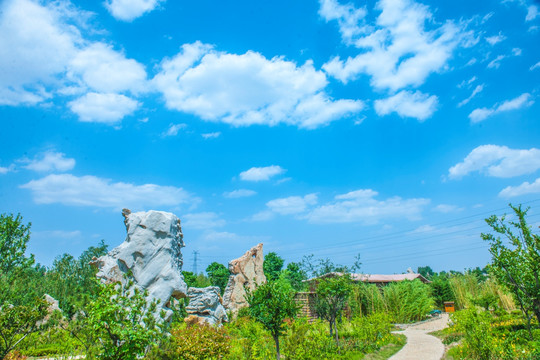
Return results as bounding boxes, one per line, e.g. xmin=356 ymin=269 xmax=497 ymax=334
xmin=91 ymin=209 xmax=188 ymax=321
xmin=222 ymin=243 xmax=266 ymax=314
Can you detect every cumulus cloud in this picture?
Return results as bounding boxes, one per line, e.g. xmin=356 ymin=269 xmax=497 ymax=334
xmin=448 ymin=145 xmax=540 ymax=179
xmin=182 ymin=212 xmax=226 ymax=229
xmin=22 ymin=151 xmax=75 ymax=172
xmin=68 ymin=93 xmax=140 ymax=123
xmin=21 ymin=173 xmax=195 ymax=210
xmin=105 ymin=0 xmax=165 ymax=21
xmin=318 ymin=0 xmax=367 ymax=44
xmin=306 ymin=189 xmax=430 ymax=224
xmin=0 ymin=0 xmax=147 ymax=124
xmin=202 ymin=132 xmax=221 ymax=139
xmin=322 ymin=0 xmax=468 ymax=91
xmin=163 ymin=123 xmax=187 ymax=137
xmin=499 ymin=178 xmax=540 ymax=198
xmin=68 ymin=42 xmax=147 ymax=94
xmin=526 ymin=5 xmax=539 ymax=21
xmin=469 ymin=93 xmax=533 ymax=123
xmin=153 ymin=42 xmax=363 ymax=129
xmin=223 ymin=189 xmax=257 ymax=198
xmin=266 ymin=194 xmax=318 ymax=215
xmin=374 ymin=90 xmax=438 ymax=121
xmin=239 ymin=165 xmax=286 ymax=181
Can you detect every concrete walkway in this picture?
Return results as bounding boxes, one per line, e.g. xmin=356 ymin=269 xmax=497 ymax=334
xmin=389 ymin=314 xmax=449 ymax=360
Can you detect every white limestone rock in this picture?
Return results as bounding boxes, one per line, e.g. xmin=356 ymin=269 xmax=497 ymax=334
xmin=92 ymin=209 xmax=188 ymax=321
xmin=222 ymin=243 xmax=266 ymax=315
xmin=185 ymin=286 xmax=228 ymax=326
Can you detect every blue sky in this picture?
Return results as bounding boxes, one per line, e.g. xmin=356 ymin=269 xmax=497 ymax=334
xmin=1 ymin=0 xmax=539 ymax=274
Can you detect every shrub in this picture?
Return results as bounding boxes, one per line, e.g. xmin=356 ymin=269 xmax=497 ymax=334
xmin=383 ymin=280 xmax=433 ymax=323
xmin=282 ymin=318 xmax=338 ymax=360
xmin=147 ymin=323 xmax=230 ymax=360
xmin=226 ymin=316 xmax=275 ymax=360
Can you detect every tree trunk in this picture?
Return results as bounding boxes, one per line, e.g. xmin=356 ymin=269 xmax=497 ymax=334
xmin=334 ymin=322 xmax=340 ymax=353
xmin=329 ymin=319 xmax=333 ymax=337
xmin=273 ymin=334 xmax=280 ymax=360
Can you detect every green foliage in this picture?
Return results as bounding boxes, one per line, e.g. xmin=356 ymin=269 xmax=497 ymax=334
xmin=147 ymin=323 xmax=231 ymax=360
xmin=86 ymin=280 xmax=164 ymax=360
xmin=482 ymin=204 xmax=540 ymax=334
xmin=44 ymin=240 xmax=108 ymax=317
xmin=206 ymin=262 xmax=230 ymax=294
xmin=226 ymin=316 xmax=275 ymax=360
xmin=0 ymin=298 xmax=48 ymax=360
xmin=263 ymin=252 xmax=284 ymax=281
xmin=315 ymin=274 xmax=353 ymax=347
xmin=182 ymin=271 xmax=211 ymax=288
xmin=341 ymin=313 xmax=394 ymax=353
xmin=282 ymin=318 xmax=338 ymax=360
xmin=430 ymin=275 xmax=455 ymax=308
xmin=0 ymin=214 xmax=34 ymax=274
xmin=245 ymin=280 xmax=299 ymax=360
xmin=383 ymin=279 xmax=433 ymax=323
xmin=280 ymin=262 xmax=306 ymax=291
xmin=417 ymin=265 xmax=435 ymax=279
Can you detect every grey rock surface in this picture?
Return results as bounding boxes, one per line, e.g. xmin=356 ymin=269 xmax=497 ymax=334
xmin=222 ymin=243 xmax=266 ymax=314
xmin=91 ymin=209 xmax=188 ymax=321
xmin=185 ymin=286 xmax=228 ymax=325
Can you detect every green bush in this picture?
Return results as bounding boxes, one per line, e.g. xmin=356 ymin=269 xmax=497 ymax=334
xmin=343 ymin=313 xmax=393 ymax=352
xmin=147 ymin=323 xmax=230 ymax=360
xmin=383 ymin=280 xmax=433 ymax=323
xmin=226 ymin=316 xmax=275 ymax=360
xmin=282 ymin=318 xmax=338 ymax=360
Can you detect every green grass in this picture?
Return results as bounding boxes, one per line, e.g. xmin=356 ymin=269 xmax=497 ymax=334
xmin=360 ymin=334 xmax=407 ymax=360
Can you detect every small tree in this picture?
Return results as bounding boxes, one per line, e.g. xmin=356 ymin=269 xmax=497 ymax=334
xmin=281 ymin=262 xmax=306 ymax=291
xmin=0 ymin=214 xmax=34 ymax=274
xmin=245 ymin=280 xmax=299 ymax=360
xmin=206 ymin=262 xmax=230 ymax=294
xmin=0 ymin=298 xmax=48 ymax=360
xmin=87 ymin=280 xmax=164 ymax=360
xmin=315 ymin=274 xmax=353 ymax=348
xmin=482 ymin=204 xmax=540 ymax=337
xmin=263 ymin=252 xmax=284 ymax=281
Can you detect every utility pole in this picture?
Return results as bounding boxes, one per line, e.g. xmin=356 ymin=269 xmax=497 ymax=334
xmin=193 ymin=250 xmax=199 ymax=274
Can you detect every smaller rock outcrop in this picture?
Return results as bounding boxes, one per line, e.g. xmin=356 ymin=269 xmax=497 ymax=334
xmin=222 ymin=243 xmax=266 ymax=314
xmin=185 ymin=286 xmax=228 ymax=326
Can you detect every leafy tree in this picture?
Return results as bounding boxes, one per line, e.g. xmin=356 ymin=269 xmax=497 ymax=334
xmin=430 ymin=275 xmax=455 ymax=308
xmin=280 ymin=262 xmax=306 ymax=291
xmin=263 ymin=252 xmax=284 ymax=281
xmin=0 ymin=298 xmax=48 ymax=360
xmin=182 ymin=271 xmax=210 ymax=288
xmin=417 ymin=266 xmax=435 ymax=279
xmin=206 ymin=262 xmax=229 ymax=294
xmin=86 ymin=280 xmax=164 ymax=360
xmin=315 ymin=274 xmax=353 ymax=348
xmin=0 ymin=214 xmax=33 ymax=274
xmin=245 ymin=280 xmax=299 ymax=360
xmin=482 ymin=204 xmax=540 ymax=337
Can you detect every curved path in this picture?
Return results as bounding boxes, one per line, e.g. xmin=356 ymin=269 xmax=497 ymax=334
xmin=389 ymin=313 xmax=449 ymax=360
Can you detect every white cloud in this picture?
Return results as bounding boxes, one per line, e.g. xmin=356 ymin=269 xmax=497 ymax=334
xmin=239 ymin=165 xmax=285 ymax=181
xmin=223 ymin=189 xmax=257 ymax=198
xmin=266 ymin=194 xmax=318 ymax=215
xmin=153 ymin=42 xmax=363 ymax=129
xmin=202 ymin=132 xmax=221 ymax=139
xmin=512 ymin=48 xmax=522 ymax=56
xmin=33 ymin=230 xmax=82 ymax=239
xmin=21 ymin=173 xmax=194 ymax=210
xmin=530 ymin=61 xmax=540 ymax=70
xmin=469 ymin=93 xmax=533 ymax=123
xmin=68 ymin=42 xmax=147 ymax=94
xmin=0 ymin=164 xmax=15 ymax=174
xmin=23 ymin=151 xmax=75 ymax=172
xmin=434 ymin=204 xmax=463 ymax=213
xmin=318 ymin=0 xmax=367 ymax=44
xmin=105 ymin=0 xmax=164 ymax=21
xmin=485 ymin=33 xmax=506 ymax=45
xmin=374 ymin=90 xmax=438 ymax=121
xmin=499 ymin=178 xmax=540 ymax=198
xmin=487 ymin=55 xmax=506 ymax=69
xmin=69 ymin=93 xmax=140 ymax=123
xmin=0 ymin=0 xmax=80 ymax=105
xmin=448 ymin=145 xmax=540 ymax=179
xmin=526 ymin=5 xmax=539 ymax=21
xmin=306 ymin=189 xmax=430 ymax=224
xmin=182 ymin=212 xmax=225 ymax=230
xmin=458 ymin=84 xmax=484 ymax=107
xmin=163 ymin=123 xmax=187 ymax=137
xmin=322 ymin=0 xmax=468 ymax=91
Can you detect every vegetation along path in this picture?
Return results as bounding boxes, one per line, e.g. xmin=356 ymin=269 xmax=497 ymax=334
xmin=389 ymin=313 xmax=449 ymax=360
